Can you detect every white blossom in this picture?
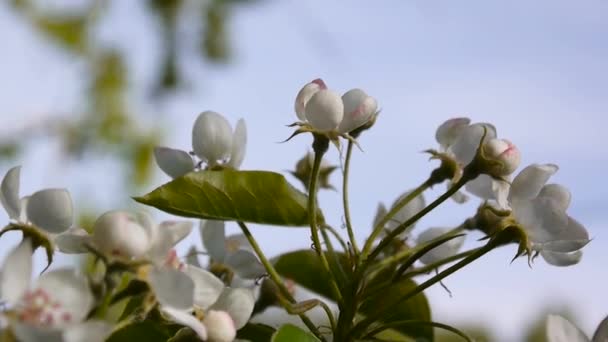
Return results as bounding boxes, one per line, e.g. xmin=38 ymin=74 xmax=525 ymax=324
xmin=416 ymin=227 xmax=465 ymax=265
xmin=375 ymin=190 xmax=426 ymax=238
xmin=546 ymin=314 xmax=608 ymax=342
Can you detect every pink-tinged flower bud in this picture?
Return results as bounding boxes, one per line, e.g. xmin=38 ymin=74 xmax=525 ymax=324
xmin=294 ymin=79 xmax=327 ymax=121
xmin=305 ymin=89 xmax=344 ymax=132
xmin=203 ymin=310 xmax=236 ymax=342
xmin=338 ymin=88 xmax=378 ymax=134
xmin=483 ymin=138 xmax=521 ymax=176
xmin=92 ymin=211 xmax=152 ymax=259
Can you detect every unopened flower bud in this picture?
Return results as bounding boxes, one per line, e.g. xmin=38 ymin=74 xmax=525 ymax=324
xmin=192 ymin=111 xmax=233 ymax=165
xmin=203 ymin=310 xmax=236 ymax=342
xmin=338 ymin=88 xmax=378 ymax=134
xmin=294 ymin=79 xmax=327 ymax=121
xmin=92 ymin=211 xmax=152 ymax=259
xmin=482 ymin=138 xmax=521 ymax=176
xmin=305 ymin=90 xmax=344 ymax=132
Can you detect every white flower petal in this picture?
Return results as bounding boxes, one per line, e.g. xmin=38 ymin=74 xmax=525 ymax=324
xmin=26 ymin=189 xmax=74 ymax=234
xmin=19 ymin=196 xmax=30 ymax=222
xmin=539 ymin=217 xmax=589 ymax=253
xmin=546 ymin=314 xmax=589 ymax=342
xmin=160 ymin=221 xmax=193 ymax=246
xmin=512 ymin=197 xmax=568 ymax=244
xmin=54 ymin=228 xmax=91 ymax=254
xmin=0 ymin=166 xmax=21 ymax=220
xmin=11 ymin=322 xmax=63 ymax=342
xmin=465 ymin=175 xmax=495 ymax=200
xmin=148 ymin=221 xmax=193 ymax=262
xmin=541 ymin=250 xmax=583 ymax=267
xmin=385 ymin=190 xmax=426 ymax=234
xmin=294 ymin=79 xmax=327 ymax=121
xmin=494 ymin=179 xmax=511 ymax=210
xmin=509 ymin=164 xmax=558 ymax=202
xmin=225 ymin=234 xmax=253 ymax=254
xmin=338 ymin=88 xmax=377 ymax=133
xmin=416 ymin=227 xmax=465 ymax=265
xmin=226 ymin=250 xmax=266 ymax=279
xmin=451 ymin=189 xmax=469 ymax=204
xmin=227 ymin=119 xmax=247 ymax=169
xmin=0 ymin=239 xmax=32 ymax=303
xmin=92 ymin=211 xmax=151 ymax=259
xmin=148 ymin=267 xmax=195 ymax=310
xmin=63 ymin=321 xmax=113 ymax=342
xmin=184 ymin=266 xmax=225 ymax=310
xmin=203 ymin=310 xmax=236 ymax=342
xmin=210 ymin=288 xmax=255 ymax=329
xmin=192 ymin=111 xmax=233 ymax=164
xmin=154 ymin=147 xmax=195 ymax=178
xmin=35 ymin=269 xmax=94 ymax=324
xmin=435 ymin=117 xmax=471 ymax=150
xmin=538 ymin=184 xmax=571 ymax=212
xmin=162 ymin=307 xmax=207 ymax=340
xmin=450 ymin=123 xmax=496 ymax=165
xmin=304 ymin=90 xmax=344 ymax=132
xmin=592 ymin=315 xmax=608 ymax=342
xmin=483 ymin=139 xmax=521 ymax=176
xmin=201 ymin=220 xmax=227 ymax=262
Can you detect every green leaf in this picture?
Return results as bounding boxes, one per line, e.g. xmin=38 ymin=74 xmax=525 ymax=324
xmin=360 ymin=278 xmax=432 ymax=341
xmin=271 ymin=324 xmax=321 ymax=342
xmin=107 ymin=321 xmax=172 ymax=342
xmin=135 ymin=170 xmax=322 ymax=226
xmin=237 ymin=323 xmax=276 ymax=342
xmin=274 ymin=250 xmax=348 ymax=300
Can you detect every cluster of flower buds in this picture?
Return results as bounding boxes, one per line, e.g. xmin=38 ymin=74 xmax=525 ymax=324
xmin=154 ymin=111 xmax=247 ymax=178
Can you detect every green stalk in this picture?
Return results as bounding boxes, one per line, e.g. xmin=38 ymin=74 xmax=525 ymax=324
xmin=350 ymin=237 xmax=500 ymax=338
xmin=342 ymin=141 xmax=360 ymax=259
xmin=237 ymin=221 xmax=326 ymax=341
xmin=360 ymin=179 xmax=432 ymax=263
xmin=401 ymin=247 xmax=482 ymax=278
xmin=309 ymin=150 xmax=343 ymax=304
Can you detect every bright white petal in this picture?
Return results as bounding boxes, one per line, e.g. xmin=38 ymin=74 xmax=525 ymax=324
xmin=63 ymin=321 xmax=113 ymax=342
xmin=92 ymin=211 xmax=151 ymax=259
xmin=304 ymin=90 xmax=344 ymax=132
xmin=0 ymin=239 xmax=32 ymax=303
xmin=11 ymin=322 xmax=63 ymax=342
xmin=541 ymin=250 xmax=583 ymax=267
xmin=539 ymin=217 xmax=590 ymax=253
xmin=19 ymin=196 xmax=30 ymax=222
xmin=509 ymin=164 xmax=558 ymax=202
xmin=546 ymin=314 xmax=589 ymax=342
xmin=416 ymin=227 xmax=465 ymax=265
xmin=0 ymin=166 xmax=21 ymax=220
xmin=35 ymin=269 xmax=94 ymax=324
xmin=201 ymin=220 xmax=227 ymax=262
xmin=538 ymin=184 xmax=571 ymax=212
xmin=148 ymin=267 xmax=194 ymax=310
xmin=184 ymin=266 xmax=225 ymax=310
xmin=210 ymin=287 xmax=255 ymax=329
xmin=465 ymin=175 xmax=495 ymax=200
xmin=203 ymin=310 xmax=237 ymax=342
xmin=162 ymin=307 xmax=207 ymax=340
xmin=512 ymin=196 xmax=568 ymax=244
xmin=493 ymin=179 xmax=511 ymax=210
xmin=192 ymin=111 xmax=233 ymax=164
xmin=227 ymin=119 xmax=247 ymax=169
xmin=294 ymin=79 xmax=327 ymax=121
xmin=338 ymin=88 xmax=377 ymax=133
xmin=592 ymin=315 xmax=608 ymax=342
xmin=154 ymin=147 xmax=195 ymax=178
xmin=450 ymin=122 xmax=496 ymax=165
xmin=54 ymin=228 xmax=91 ymax=254
xmin=148 ymin=221 xmax=193 ymax=263
xmin=435 ymin=117 xmax=471 ymax=150
xmin=386 ymin=190 xmax=426 ymax=234
xmin=26 ymin=189 xmax=74 ymax=234
xmin=226 ymin=250 xmax=266 ymax=279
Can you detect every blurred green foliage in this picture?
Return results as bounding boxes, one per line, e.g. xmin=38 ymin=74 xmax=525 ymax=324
xmin=1 ymin=0 xmax=257 ymax=202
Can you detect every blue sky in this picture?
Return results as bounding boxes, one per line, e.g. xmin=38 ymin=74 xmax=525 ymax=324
xmin=1 ymin=0 xmax=607 ymax=340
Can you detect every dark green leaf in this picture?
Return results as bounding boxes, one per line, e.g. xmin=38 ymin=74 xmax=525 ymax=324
xmin=135 ymin=170 xmax=322 ymax=226
xmin=237 ymin=323 xmax=276 ymax=342
xmin=274 ymin=250 xmax=348 ymax=300
xmin=107 ymin=321 xmax=172 ymax=342
xmin=271 ymin=324 xmax=320 ymax=342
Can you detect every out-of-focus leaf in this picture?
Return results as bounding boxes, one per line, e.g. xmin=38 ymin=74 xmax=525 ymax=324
xmin=35 ymin=16 xmax=87 ymax=54
xmin=0 ymin=142 xmax=19 ymax=159
xmin=274 ymin=250 xmax=347 ymax=300
xmin=131 ymin=135 xmax=159 ymax=186
xmin=107 ymin=321 xmax=172 ymax=342
xmin=271 ymin=324 xmax=320 ymax=342
xmin=237 ymin=323 xmax=276 ymax=342
xmin=202 ymin=1 xmax=230 ymax=62
xmin=135 ymin=170 xmax=322 ymax=226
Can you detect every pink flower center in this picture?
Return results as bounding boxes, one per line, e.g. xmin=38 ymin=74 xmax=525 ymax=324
xmin=18 ymin=288 xmax=72 ymax=327
xmin=164 ymin=249 xmax=185 ymax=271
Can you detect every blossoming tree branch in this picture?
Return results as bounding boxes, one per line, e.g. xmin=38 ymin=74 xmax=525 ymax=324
xmin=0 ymin=78 xmax=605 ymax=342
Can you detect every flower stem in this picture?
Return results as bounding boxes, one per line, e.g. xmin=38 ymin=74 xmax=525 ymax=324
xmin=342 ymin=141 xmax=360 ymax=259
xmin=359 ymin=179 xmax=433 ymax=264
xmin=309 ymin=150 xmax=343 ymax=304
xmin=237 ymin=221 xmax=326 ymax=341
xmin=401 ymin=247 xmax=482 ymax=278
xmin=351 ymin=236 xmax=501 ymax=338
xmin=362 ymin=176 xmax=470 ymax=269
